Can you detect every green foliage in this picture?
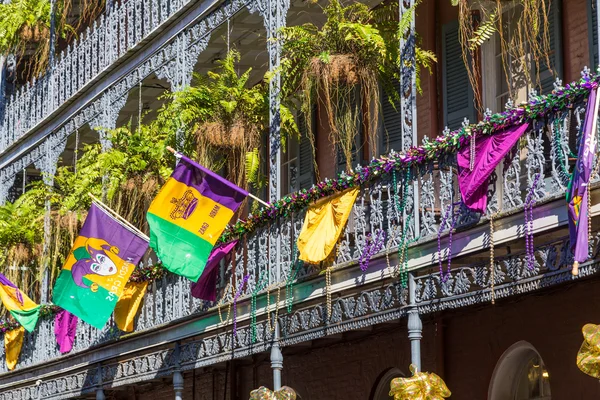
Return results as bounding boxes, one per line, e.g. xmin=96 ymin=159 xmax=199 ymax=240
xmin=158 ymin=49 xmax=297 ymax=188
xmin=245 ymin=148 xmax=261 ymax=185
xmin=0 ymin=0 xmax=51 ymax=55
xmin=280 ymin=0 xmax=436 ymax=172
xmin=468 ymin=12 xmax=497 ymax=51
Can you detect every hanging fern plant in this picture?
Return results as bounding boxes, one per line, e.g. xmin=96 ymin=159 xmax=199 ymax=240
xmin=158 ymin=49 xmax=298 ymax=190
xmin=0 ymin=0 xmax=104 ymax=80
xmin=280 ymin=0 xmax=436 ymax=174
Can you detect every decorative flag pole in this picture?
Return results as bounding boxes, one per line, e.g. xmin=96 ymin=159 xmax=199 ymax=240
xmin=88 ymin=193 xmax=150 ymax=241
xmin=166 ymin=146 xmax=271 ymax=208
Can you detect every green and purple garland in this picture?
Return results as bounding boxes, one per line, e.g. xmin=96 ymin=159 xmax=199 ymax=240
xmin=219 ymin=71 xmax=598 ymax=243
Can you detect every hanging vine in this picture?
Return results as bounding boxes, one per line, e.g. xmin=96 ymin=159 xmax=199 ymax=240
xmin=453 ymin=0 xmax=553 ymax=111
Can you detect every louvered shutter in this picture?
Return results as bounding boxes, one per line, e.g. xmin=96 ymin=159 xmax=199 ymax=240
xmin=298 ymin=107 xmax=315 ymax=190
xmin=537 ymin=0 xmax=562 ymax=94
xmin=589 ymin=0 xmax=599 ymax=67
xmin=380 ymin=78 xmax=402 ymax=153
xmin=442 ymin=20 xmax=476 ymax=131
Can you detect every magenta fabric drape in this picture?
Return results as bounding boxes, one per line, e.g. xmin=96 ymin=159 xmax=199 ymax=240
xmin=54 ymin=309 xmax=78 ymax=354
xmin=457 ymin=123 xmax=530 ymax=212
xmin=191 ymin=240 xmax=238 ymax=301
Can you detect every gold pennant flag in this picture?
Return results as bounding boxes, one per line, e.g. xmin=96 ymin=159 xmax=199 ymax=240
xmin=5 ymin=326 xmax=25 ymax=371
xmin=297 ymin=188 xmax=359 ymax=264
xmin=114 ymin=281 xmax=149 ymax=332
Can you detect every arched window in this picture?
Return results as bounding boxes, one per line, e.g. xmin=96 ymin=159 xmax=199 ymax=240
xmin=489 ymin=341 xmax=551 ymax=400
xmin=371 ymin=368 xmax=404 ymax=400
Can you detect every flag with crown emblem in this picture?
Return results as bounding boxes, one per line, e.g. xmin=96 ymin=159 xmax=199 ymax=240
xmin=147 ymin=154 xmax=247 ymax=282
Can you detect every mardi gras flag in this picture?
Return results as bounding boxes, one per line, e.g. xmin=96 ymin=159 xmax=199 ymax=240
xmin=147 ymin=154 xmax=247 ymax=282
xmin=5 ymin=326 xmax=25 ymax=370
xmin=567 ymin=86 xmax=599 ymax=274
xmin=0 ymin=273 xmax=40 ymax=332
xmin=297 ymin=188 xmax=359 ymax=264
xmin=52 ymin=203 xmax=149 ymax=329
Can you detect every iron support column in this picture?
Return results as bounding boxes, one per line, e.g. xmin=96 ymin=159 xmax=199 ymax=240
xmin=271 ymin=321 xmax=283 ymax=390
xmin=407 ymin=273 xmax=422 ymax=371
xmin=173 ymin=370 xmax=184 ymax=400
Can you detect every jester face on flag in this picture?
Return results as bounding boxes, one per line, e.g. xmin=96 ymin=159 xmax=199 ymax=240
xmin=52 ymin=203 xmax=149 ymax=329
xmin=567 ymin=85 xmax=600 ymax=276
xmin=147 ymin=153 xmax=247 ymax=282
xmin=0 ymin=273 xmax=40 ymax=332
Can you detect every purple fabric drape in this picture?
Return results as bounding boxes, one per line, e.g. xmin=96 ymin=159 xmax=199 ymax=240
xmin=191 ymin=240 xmax=238 ymax=301
xmin=458 ymin=123 xmax=530 ymax=212
xmin=54 ymin=310 xmax=78 ymax=354
xmin=568 ymin=87 xmax=599 ymax=265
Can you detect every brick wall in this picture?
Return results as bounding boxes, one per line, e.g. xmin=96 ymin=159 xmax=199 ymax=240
xmin=562 ymin=0 xmax=591 ymax=82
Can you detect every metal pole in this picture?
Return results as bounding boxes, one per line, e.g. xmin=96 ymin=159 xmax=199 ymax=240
xmin=173 ymin=370 xmax=184 ymax=400
xmin=407 ymin=273 xmax=422 ymax=371
xmin=270 ymin=321 xmax=283 ymax=390
xmin=96 ymin=389 xmax=106 ymax=400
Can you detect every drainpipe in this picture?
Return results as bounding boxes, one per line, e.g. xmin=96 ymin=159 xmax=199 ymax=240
xmin=270 ymin=321 xmax=283 ymax=390
xmin=407 ymin=273 xmax=422 ymax=371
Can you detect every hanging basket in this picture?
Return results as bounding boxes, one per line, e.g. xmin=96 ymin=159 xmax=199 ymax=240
xmin=197 ymin=121 xmax=250 ymax=149
xmin=19 ymin=24 xmax=49 ymax=43
xmin=308 ymin=54 xmax=360 ymax=86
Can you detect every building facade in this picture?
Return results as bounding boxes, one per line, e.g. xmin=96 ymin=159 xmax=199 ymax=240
xmin=0 ymin=0 xmax=599 ymax=398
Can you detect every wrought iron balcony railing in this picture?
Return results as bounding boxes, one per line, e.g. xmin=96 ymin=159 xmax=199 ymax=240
xmin=0 ymin=0 xmax=191 ymax=153
xmin=0 ymin=86 xmax=590 ymax=375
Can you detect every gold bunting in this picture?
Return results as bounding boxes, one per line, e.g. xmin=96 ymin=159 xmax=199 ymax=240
xmin=297 ymin=188 xmax=359 ymax=264
xmin=5 ymin=326 xmax=25 ymax=371
xmin=249 ymin=386 xmax=297 ymax=400
xmin=389 ymin=365 xmax=451 ymax=400
xmin=114 ymin=281 xmax=149 ymax=332
xmin=577 ymin=323 xmax=600 ymax=378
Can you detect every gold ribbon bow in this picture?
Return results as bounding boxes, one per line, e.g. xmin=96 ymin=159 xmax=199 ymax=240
xmin=249 ymin=386 xmax=296 ymax=400
xmin=577 ymin=323 xmax=600 ymax=378
xmin=389 ymin=365 xmax=451 ymax=400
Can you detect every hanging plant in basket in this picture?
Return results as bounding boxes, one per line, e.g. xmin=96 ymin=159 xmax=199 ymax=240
xmin=280 ymin=0 xmax=436 ymax=174
xmin=158 ymin=49 xmax=299 ymax=190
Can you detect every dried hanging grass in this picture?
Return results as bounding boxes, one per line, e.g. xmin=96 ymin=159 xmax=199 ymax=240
xmin=303 ymin=54 xmax=379 ymax=174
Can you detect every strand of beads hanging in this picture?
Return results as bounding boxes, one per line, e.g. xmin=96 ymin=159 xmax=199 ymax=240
xmin=268 ymin=286 xmax=281 ymax=333
xmin=394 ymin=168 xmax=412 ymax=288
xmin=489 ymin=212 xmax=498 ymax=305
xmin=232 ymin=275 xmax=250 ymax=337
xmin=250 ymin=270 xmax=269 ymax=343
xmin=359 ymin=229 xmax=386 ymax=272
xmin=524 ymin=173 xmax=542 ymax=271
xmin=437 ymin=202 xmax=460 ymax=283
xmin=219 ymin=71 xmax=597 ymax=244
xmin=218 ymin=283 xmax=233 ymax=324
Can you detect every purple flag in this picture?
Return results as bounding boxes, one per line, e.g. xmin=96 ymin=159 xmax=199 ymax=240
xmin=458 ymin=123 xmax=530 ymax=212
xmin=54 ymin=310 xmax=78 ymax=354
xmin=568 ymin=87 xmax=599 ymax=272
xmin=191 ymin=240 xmax=238 ymax=301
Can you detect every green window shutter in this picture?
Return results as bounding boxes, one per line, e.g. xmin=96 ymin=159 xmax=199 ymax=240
xmin=589 ymin=0 xmax=598 ymax=67
xmin=442 ymin=20 xmax=476 ymax=131
xmin=537 ymin=0 xmax=563 ymax=94
xmin=380 ymin=78 xmax=402 ymax=153
xmin=298 ymin=107 xmax=315 ymax=190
